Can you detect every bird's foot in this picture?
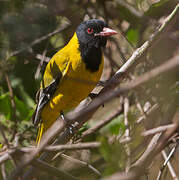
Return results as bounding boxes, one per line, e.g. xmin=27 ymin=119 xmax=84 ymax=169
xmin=60 ymin=111 xmax=79 ymax=134
xmin=68 ymin=121 xmax=79 ymax=134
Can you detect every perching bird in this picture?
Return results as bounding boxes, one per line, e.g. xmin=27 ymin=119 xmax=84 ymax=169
xmin=32 ymin=19 xmax=117 ymax=145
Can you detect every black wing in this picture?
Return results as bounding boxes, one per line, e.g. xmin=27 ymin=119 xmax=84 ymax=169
xmin=32 ymin=72 xmax=62 ymax=126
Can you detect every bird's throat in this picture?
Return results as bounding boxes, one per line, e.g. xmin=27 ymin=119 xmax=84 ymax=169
xmin=79 ymin=44 xmax=102 ymax=72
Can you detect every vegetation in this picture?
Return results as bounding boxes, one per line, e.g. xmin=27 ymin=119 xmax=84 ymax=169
xmin=0 ymin=0 xmax=179 ymax=179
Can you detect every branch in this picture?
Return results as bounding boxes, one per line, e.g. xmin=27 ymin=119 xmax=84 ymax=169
xmin=80 ymin=105 xmax=123 ymax=140
xmin=142 ymin=124 xmax=176 ymax=136
xmin=21 ymin=142 xmax=101 ymax=153
xmin=157 ymin=147 xmax=178 ymax=180
xmin=61 ymin=154 xmax=101 ymax=177
xmin=31 ymin=159 xmax=78 ymax=180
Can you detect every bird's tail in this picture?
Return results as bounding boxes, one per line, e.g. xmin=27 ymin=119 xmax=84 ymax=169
xmin=36 ymin=123 xmax=44 ymax=146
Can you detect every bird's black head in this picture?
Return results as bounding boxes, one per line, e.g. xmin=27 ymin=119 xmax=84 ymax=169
xmin=76 ymin=19 xmax=117 ymax=72
xmin=77 ymin=19 xmax=108 ymax=48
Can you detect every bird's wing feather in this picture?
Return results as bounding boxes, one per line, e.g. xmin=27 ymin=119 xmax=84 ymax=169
xmin=32 ymin=51 xmax=71 ymax=126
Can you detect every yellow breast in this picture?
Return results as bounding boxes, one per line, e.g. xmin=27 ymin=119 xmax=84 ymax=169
xmin=41 ymin=33 xmax=104 ymax=130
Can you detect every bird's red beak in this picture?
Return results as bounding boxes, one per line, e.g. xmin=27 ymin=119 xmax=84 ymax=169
xmin=95 ymin=27 xmax=117 ymax=37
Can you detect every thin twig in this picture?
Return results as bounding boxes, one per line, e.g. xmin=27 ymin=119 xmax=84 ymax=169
xmin=123 ymin=97 xmax=131 ymax=172
xmin=136 ymin=104 xmax=159 ymax=124
xmin=142 ymin=124 xmax=176 ymax=137
xmin=157 ymin=146 xmax=178 ymax=180
xmin=35 ymin=45 xmax=48 ymax=79
xmin=80 ymin=105 xmax=123 ymax=140
xmin=61 ymin=154 xmax=101 ymax=177
xmin=31 ymin=159 xmax=78 ymax=180
xmin=1 ymin=163 xmax=7 ymax=180
xmin=20 ymin=142 xmax=101 ymax=153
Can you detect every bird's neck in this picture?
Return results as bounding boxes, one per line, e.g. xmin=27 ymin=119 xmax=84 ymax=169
xmin=68 ymin=33 xmax=102 ymax=72
xmin=79 ymin=44 xmax=102 ymax=72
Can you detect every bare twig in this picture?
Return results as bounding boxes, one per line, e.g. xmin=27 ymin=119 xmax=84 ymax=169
xmin=21 ymin=142 xmax=101 ymax=153
xmin=61 ymin=154 xmax=101 ymax=177
xmin=35 ymin=46 xmax=48 ymax=79
xmin=1 ymin=163 xmax=7 ymax=180
xmin=123 ymin=97 xmax=131 ymax=172
xmin=31 ymin=159 xmax=78 ymax=180
xmin=142 ymin=124 xmax=176 ymax=137
xmin=136 ymin=103 xmax=159 ymax=124
xmin=80 ymin=105 xmax=123 ymax=140
xmin=157 ymin=146 xmax=178 ymax=180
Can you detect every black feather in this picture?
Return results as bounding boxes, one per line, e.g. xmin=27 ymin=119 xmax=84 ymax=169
xmin=32 ymin=72 xmax=62 ymax=126
xmin=76 ymin=19 xmax=108 ymax=72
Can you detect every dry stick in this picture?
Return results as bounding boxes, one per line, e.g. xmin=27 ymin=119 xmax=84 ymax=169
xmin=162 ymin=148 xmax=178 ymax=180
xmin=80 ymin=105 xmax=123 ymax=139
xmin=21 ymin=4 xmax=179 ymax=179
xmin=157 ymin=147 xmax=178 ymax=180
xmin=35 ymin=47 xmax=48 ymax=79
xmin=6 ymin=21 xmax=70 ymax=61
xmin=136 ymin=103 xmax=159 ymax=124
xmin=135 ymin=96 xmax=147 ymax=119
xmin=1 ymin=163 xmax=7 ymax=180
xmin=61 ymin=154 xmax=101 ymax=177
xmin=31 ymin=159 xmax=78 ymax=180
xmin=123 ymin=97 xmax=131 ymax=172
xmin=0 ymin=149 xmax=16 ymax=165
xmin=142 ymin=124 xmax=176 ymax=137
xmin=0 ymin=142 xmax=100 ymax=166
xmin=21 ymin=142 xmax=101 ymax=153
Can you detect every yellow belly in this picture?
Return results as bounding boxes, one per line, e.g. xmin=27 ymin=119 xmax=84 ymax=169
xmin=41 ymin=58 xmax=103 ymax=131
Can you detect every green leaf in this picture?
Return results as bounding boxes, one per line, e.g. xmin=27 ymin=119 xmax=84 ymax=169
xmin=0 ymin=93 xmax=12 ymax=120
xmin=102 ymin=114 xmax=125 ymax=135
xmin=50 ymin=34 xmax=64 ymax=49
xmin=14 ymin=96 xmax=33 ymax=121
xmin=98 ymin=136 xmax=111 ymax=161
xmin=126 ymin=28 xmax=139 ymax=46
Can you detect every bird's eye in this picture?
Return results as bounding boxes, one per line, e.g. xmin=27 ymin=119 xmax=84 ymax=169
xmin=87 ymin=28 xmax=94 ymax=34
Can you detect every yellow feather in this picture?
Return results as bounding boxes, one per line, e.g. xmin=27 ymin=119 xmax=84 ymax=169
xmin=36 ymin=33 xmax=104 ymax=143
xmin=36 ymin=123 xmax=44 ymax=146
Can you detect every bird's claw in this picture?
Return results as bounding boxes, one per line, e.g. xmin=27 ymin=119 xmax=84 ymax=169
xmin=68 ymin=122 xmax=79 ymax=134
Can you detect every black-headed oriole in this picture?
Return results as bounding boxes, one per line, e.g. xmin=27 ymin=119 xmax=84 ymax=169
xmin=32 ymin=19 xmax=117 ymax=145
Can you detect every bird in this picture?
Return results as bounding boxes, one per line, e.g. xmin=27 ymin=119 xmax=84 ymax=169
xmin=32 ymin=19 xmax=117 ymax=145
